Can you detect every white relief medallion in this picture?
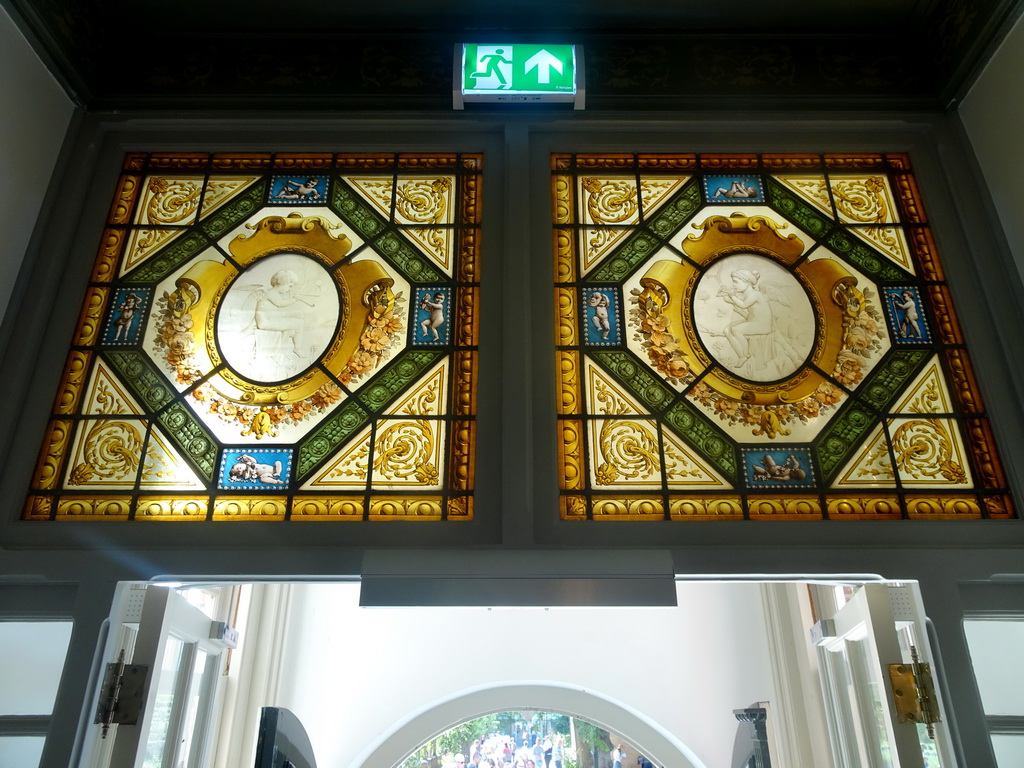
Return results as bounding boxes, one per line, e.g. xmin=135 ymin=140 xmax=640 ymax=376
xmin=217 ymin=253 xmax=340 ymax=382
xmin=694 ymin=254 xmax=815 ymax=382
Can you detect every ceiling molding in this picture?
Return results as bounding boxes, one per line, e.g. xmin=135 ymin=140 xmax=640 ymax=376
xmin=2 ymin=0 xmax=1021 ymax=111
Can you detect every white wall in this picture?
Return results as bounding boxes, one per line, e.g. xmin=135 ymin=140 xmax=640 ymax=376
xmin=0 ymin=5 xmax=74 ymax=326
xmin=274 ymin=582 xmax=776 ymax=768
xmin=960 ymin=11 xmax=1024 ymax=280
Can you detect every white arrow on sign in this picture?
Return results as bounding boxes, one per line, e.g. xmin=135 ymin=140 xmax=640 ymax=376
xmin=525 ymin=49 xmax=564 ymax=84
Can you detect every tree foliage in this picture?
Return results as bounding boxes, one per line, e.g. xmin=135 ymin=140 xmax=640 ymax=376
xmin=573 ymin=720 xmax=611 ymax=751
xmin=543 ymin=714 xmax=570 ymax=734
xmin=571 ymin=720 xmax=612 ymax=768
xmin=399 ymin=711 xmax=597 ymax=768
xmin=401 ymin=714 xmax=499 ymax=768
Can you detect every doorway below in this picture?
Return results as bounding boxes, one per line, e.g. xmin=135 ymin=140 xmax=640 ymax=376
xmin=78 ymin=577 xmax=952 ymax=768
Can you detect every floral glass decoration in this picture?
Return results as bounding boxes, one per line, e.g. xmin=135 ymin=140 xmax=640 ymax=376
xmin=553 ymin=153 xmax=1013 ymax=520
xmin=25 ymin=152 xmax=480 ymax=521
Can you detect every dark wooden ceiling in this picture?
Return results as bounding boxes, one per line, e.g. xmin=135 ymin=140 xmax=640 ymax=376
xmin=3 ymin=0 xmax=1021 ymax=111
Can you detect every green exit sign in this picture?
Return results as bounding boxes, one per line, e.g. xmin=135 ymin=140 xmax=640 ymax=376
xmin=454 ymin=44 xmax=585 ymax=109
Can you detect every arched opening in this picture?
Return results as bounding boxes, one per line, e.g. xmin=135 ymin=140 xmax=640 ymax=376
xmin=349 ymin=683 xmax=707 ymax=768
xmin=80 ymin=577 xmax=953 ymax=768
xmin=267 ymin=581 xmax=775 ymax=768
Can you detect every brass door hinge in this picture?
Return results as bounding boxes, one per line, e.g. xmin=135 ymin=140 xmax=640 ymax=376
xmin=888 ymin=645 xmax=940 ymax=738
xmin=93 ymin=649 xmax=149 ymax=738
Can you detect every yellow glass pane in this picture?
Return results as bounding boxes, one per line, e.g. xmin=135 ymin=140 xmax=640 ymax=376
xmin=553 ymin=152 xmax=1012 ymax=521
xmin=25 ymin=152 xmax=482 ymax=522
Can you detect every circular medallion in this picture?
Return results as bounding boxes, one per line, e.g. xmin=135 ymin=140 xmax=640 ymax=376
xmin=694 ymin=254 xmax=815 ymax=383
xmin=216 ymin=253 xmax=340 ymax=382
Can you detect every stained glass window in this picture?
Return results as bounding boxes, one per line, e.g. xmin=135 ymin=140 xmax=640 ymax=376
xmin=553 ymin=153 xmax=1013 ymax=520
xmin=24 ymin=152 xmax=480 ymax=521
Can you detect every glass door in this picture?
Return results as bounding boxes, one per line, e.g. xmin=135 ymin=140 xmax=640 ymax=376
xmin=816 ymin=584 xmax=953 ymax=768
xmin=91 ymin=586 xmax=226 ymax=768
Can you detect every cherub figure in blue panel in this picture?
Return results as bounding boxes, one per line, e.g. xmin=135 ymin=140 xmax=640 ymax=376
xmin=219 ymin=448 xmax=293 ymax=490
xmin=270 ymin=176 xmax=323 ymax=202
xmin=583 ymin=288 xmax=620 ymax=345
xmin=883 ymin=286 xmax=930 ymax=343
xmin=892 ymin=290 xmax=922 ymax=338
xmin=103 ymin=287 xmax=150 ymax=345
xmin=705 ymin=175 xmax=763 ymax=203
xmin=744 ymin=448 xmax=814 ymax=488
xmin=414 ymin=287 xmax=451 ymax=345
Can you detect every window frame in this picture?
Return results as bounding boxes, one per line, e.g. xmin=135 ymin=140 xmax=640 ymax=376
xmin=0 ymin=113 xmax=1021 ymax=556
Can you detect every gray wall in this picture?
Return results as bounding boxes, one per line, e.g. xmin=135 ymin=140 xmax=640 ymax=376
xmin=0 ymin=5 xmax=73 ymax=326
xmin=960 ymin=12 xmax=1024 ymax=282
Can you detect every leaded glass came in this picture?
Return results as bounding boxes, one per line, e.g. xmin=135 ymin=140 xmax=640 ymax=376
xmin=24 ymin=152 xmax=481 ymax=521
xmin=553 ymin=153 xmax=1013 ymax=520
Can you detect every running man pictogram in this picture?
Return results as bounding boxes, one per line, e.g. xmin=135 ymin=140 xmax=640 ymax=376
xmin=471 ymin=48 xmax=511 ymax=88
